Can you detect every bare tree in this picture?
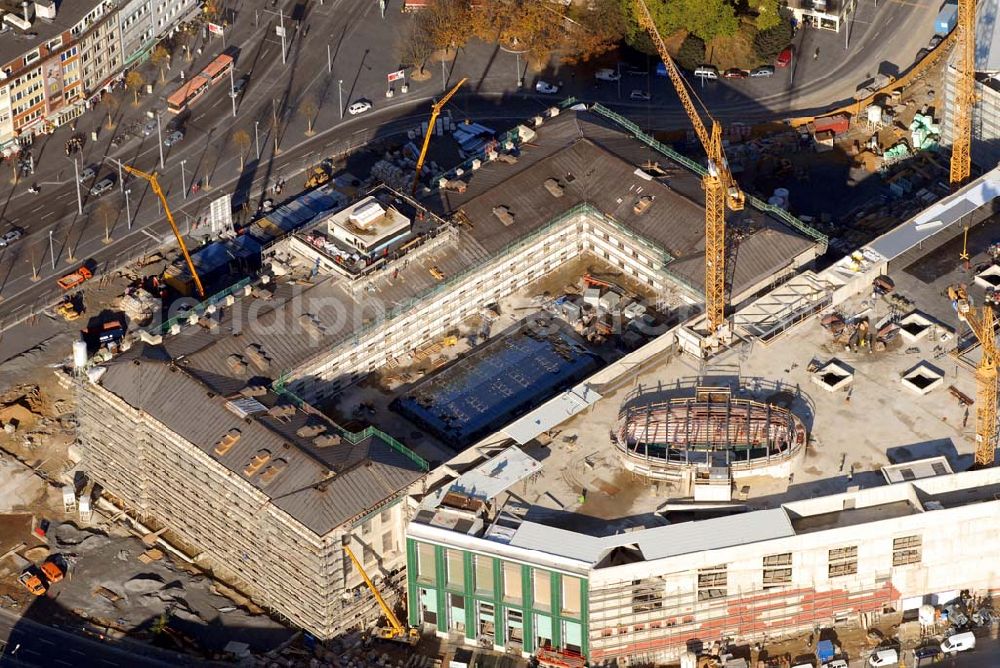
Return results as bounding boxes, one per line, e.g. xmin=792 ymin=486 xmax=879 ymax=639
xmin=102 ymin=93 xmax=120 ymax=129
xmin=97 ymin=200 xmax=118 ymax=243
xmin=150 ymin=45 xmax=171 ymax=83
xmin=399 ymin=19 xmax=435 ymax=79
xmin=126 ymin=71 xmax=147 ymax=106
xmin=299 ymin=97 xmax=319 ymax=136
xmin=231 ymin=129 xmax=251 ymax=169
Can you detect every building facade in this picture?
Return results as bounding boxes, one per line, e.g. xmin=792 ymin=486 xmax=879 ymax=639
xmin=0 ymin=0 xmax=197 ymax=151
xmin=407 ymin=454 xmax=1000 ymax=665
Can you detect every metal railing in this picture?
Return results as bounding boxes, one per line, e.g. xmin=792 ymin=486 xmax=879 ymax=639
xmin=588 ymin=103 xmax=829 ymax=251
xmin=152 ymin=277 xmax=252 ymax=336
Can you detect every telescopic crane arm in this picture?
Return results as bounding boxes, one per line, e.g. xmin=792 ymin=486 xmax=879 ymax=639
xmin=342 ymin=538 xmax=419 ymax=644
xmin=122 ymin=164 xmax=205 ymax=299
xmin=959 ymin=304 xmax=998 ymax=466
xmin=411 ymin=77 xmax=467 ymax=194
xmin=633 ymin=0 xmax=743 ymax=333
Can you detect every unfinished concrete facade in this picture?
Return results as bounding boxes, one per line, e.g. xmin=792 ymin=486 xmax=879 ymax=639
xmin=76 ymin=353 xmax=428 ymax=639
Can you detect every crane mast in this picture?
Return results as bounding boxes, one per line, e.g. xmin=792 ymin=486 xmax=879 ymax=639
xmin=959 ymin=304 xmax=998 ymax=466
xmin=950 ymin=0 xmax=976 ymax=186
xmin=633 ymin=0 xmax=743 ymax=333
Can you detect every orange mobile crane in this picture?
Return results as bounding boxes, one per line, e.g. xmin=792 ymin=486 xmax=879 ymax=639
xmin=342 ymin=537 xmax=419 ymax=645
xmin=950 ymin=0 xmax=976 ymax=186
xmin=411 ymin=77 xmax=467 ymax=194
xmin=633 ymin=0 xmax=744 ymax=334
xmin=123 ymin=164 xmax=206 ymax=298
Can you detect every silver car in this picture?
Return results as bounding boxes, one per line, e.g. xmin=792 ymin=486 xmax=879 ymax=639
xmin=0 ymin=229 xmax=22 ymax=247
xmin=90 ymin=178 xmax=114 ymax=197
xmin=163 ymin=130 xmax=184 ymax=147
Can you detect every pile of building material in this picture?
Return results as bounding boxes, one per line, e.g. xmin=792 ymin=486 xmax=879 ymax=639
xmin=452 ymin=121 xmax=496 ymax=158
xmin=909 ymin=112 xmax=940 ymax=150
xmin=118 ymin=287 xmax=161 ymax=326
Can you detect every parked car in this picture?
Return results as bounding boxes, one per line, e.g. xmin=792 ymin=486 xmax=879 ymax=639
xmin=90 ymin=178 xmax=114 ymax=197
xmin=163 ymin=130 xmax=184 ymax=147
xmin=629 ymin=90 xmax=651 ymax=101
xmin=723 ymin=68 xmax=748 ymax=79
xmin=0 ymin=228 xmax=22 ymax=247
xmin=928 ymin=34 xmax=944 ymax=49
xmin=750 ymin=65 xmax=775 ymax=78
xmin=868 ymin=648 xmax=898 ymax=667
xmin=940 ymin=631 xmax=976 ymax=654
xmin=142 ymin=118 xmax=157 ymax=136
xmin=624 ymin=65 xmax=648 ymax=76
xmin=914 ymin=645 xmax=941 ymax=662
xmin=823 ymin=661 xmax=848 ymax=668
xmin=776 ymin=46 xmax=793 ymax=68
xmin=348 ymin=100 xmax=372 ymax=115
xmin=595 ymin=68 xmax=620 ymax=81
xmin=78 ymin=165 xmax=96 ymax=182
xmin=534 ymin=80 xmax=560 ymax=94
xmin=693 ymin=65 xmax=719 ymax=80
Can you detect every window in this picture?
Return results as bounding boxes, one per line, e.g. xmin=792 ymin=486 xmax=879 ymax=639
xmin=445 ymin=549 xmax=464 ymax=589
xmin=502 ymin=562 xmax=522 ymax=604
xmin=631 ymin=578 xmax=662 ymax=613
xmin=763 ymin=552 xmax=793 ymax=588
xmin=562 ymin=575 xmax=582 ymax=616
xmin=381 ymin=531 xmax=394 ymax=554
xmin=892 ymin=535 xmax=922 ymax=566
xmin=361 ymin=519 xmax=371 ymax=536
xmin=532 ymin=570 xmax=551 ymax=611
xmin=474 ymin=555 xmax=494 ymax=595
xmin=828 ymin=546 xmax=858 ymax=577
xmin=416 ymin=542 xmax=435 ymax=584
xmin=363 ymin=544 xmax=375 ymax=565
xmin=505 ymin=608 xmax=524 ymax=644
xmin=380 ymin=507 xmax=392 ymax=524
xmin=697 ymin=564 xmax=727 ymax=601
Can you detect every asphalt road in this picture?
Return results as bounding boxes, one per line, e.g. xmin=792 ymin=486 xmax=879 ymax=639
xmin=0 ymin=608 xmax=196 ymax=667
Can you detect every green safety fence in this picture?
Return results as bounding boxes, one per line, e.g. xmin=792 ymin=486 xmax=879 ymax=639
xmin=271 ymin=379 xmax=429 ymax=471
xmin=588 ymin=103 xmax=829 ymax=251
xmin=152 ymin=277 xmax=253 ymax=336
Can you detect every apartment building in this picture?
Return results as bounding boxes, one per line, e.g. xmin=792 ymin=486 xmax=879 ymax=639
xmin=0 ymin=0 xmax=197 ymax=152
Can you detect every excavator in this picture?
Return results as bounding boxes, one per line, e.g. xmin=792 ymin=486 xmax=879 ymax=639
xmin=342 ymin=536 xmax=419 ymax=645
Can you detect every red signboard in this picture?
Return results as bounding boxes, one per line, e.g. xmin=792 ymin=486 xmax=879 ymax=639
xmin=207 ymin=22 xmax=224 ymax=36
xmin=387 ymin=70 xmax=405 ymax=83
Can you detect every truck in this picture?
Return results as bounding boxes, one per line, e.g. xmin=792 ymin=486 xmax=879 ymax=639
xmin=935 ymin=2 xmax=958 ymax=36
xmin=57 ymin=265 xmax=93 ymax=290
xmin=18 ymin=557 xmax=65 ymax=596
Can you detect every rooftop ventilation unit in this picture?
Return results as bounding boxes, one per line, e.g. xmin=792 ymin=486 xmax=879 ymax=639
xmin=298 ymin=313 xmax=326 ymax=338
xmin=492 ymin=205 xmax=514 ymax=226
xmin=226 ymin=354 xmax=249 ymax=375
xmin=268 ymin=403 xmax=297 ymax=420
xmin=258 ymin=458 xmax=288 ymax=485
xmin=225 ymin=396 xmax=267 ymax=417
xmin=543 ymin=179 xmax=564 ymax=198
xmin=33 ymin=0 xmax=55 ymax=20
xmin=244 ymin=344 xmax=271 ymax=371
xmin=313 ymin=433 xmax=342 ymax=447
xmin=296 ymin=422 xmax=327 ymax=438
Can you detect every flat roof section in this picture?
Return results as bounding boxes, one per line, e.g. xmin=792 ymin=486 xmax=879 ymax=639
xmin=788 ymin=500 xmax=919 ymax=534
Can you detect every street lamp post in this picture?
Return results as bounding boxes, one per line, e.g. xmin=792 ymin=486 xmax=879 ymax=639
xmin=327 ymin=44 xmax=332 ymax=74
xmin=48 ymin=229 xmax=55 ymax=270
xmin=125 ymin=189 xmax=132 ymax=230
xmin=116 ymin=158 xmax=123 ymax=193
xmin=72 ymin=157 xmax=83 ymax=215
xmin=156 ymin=113 xmax=164 ymax=169
xmin=515 ymin=53 xmax=521 ymax=87
xmin=180 ymin=160 xmax=188 ymax=200
xmin=338 ymin=79 xmax=343 ymax=119
xmin=441 ymin=59 xmax=446 ymax=92
xmin=229 ymin=67 xmax=237 ymax=117
xmin=254 ymin=120 xmax=260 ymax=160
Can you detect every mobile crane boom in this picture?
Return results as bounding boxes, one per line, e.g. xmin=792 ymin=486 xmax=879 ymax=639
xmin=633 ymin=0 xmax=743 ymax=333
xmin=122 ymin=164 xmax=205 ymax=298
xmin=411 ymin=78 xmax=467 ymax=194
xmin=342 ymin=538 xmax=419 ymax=645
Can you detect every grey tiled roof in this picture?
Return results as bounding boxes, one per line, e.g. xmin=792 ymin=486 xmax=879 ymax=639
xmin=97 ymin=348 xmax=426 ymax=536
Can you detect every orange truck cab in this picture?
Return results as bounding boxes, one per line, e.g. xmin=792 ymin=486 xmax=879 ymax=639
xmin=39 ymin=559 xmax=64 ymax=584
xmin=57 ymin=266 xmax=93 ymax=290
xmin=18 ymin=569 xmax=47 ymax=596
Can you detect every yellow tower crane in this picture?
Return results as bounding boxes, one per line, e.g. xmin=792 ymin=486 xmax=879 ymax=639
xmin=411 ymin=77 xmax=467 ymax=194
xmin=957 ymin=301 xmax=998 ymax=466
xmin=342 ymin=537 xmax=419 ymax=645
xmin=633 ymin=0 xmax=744 ymax=333
xmin=950 ymin=0 xmax=977 ymax=186
xmin=122 ymin=164 xmax=205 ymax=299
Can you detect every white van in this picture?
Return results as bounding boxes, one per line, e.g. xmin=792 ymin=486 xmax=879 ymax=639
xmin=693 ymin=65 xmax=719 ymax=80
xmin=595 ymin=68 xmax=620 ymax=81
xmin=940 ymin=631 xmax=976 ymax=654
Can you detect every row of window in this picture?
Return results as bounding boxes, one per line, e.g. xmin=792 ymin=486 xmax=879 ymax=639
xmin=415 ymin=544 xmax=582 ymax=616
xmin=692 ymin=537 xmax=923 ymax=601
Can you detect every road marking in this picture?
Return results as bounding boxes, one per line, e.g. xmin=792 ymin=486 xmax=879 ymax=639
xmin=54 ymin=659 xmax=72 ymax=666
xmin=35 ymin=637 xmax=54 ymax=645
xmin=100 ymin=660 xmax=117 ymax=666
xmin=41 ymin=212 xmax=56 ymax=220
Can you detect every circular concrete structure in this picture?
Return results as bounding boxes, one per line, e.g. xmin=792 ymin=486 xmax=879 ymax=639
xmin=613 ymin=387 xmax=807 ymax=480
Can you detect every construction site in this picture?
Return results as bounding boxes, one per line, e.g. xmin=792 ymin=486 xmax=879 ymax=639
xmin=0 ymin=1 xmax=998 ymax=667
